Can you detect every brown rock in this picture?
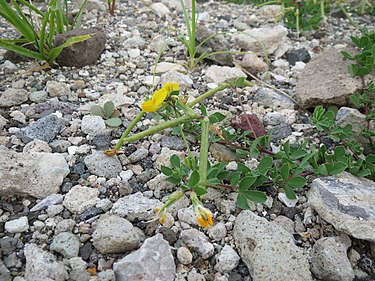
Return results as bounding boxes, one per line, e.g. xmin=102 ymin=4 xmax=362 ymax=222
xmin=54 ymin=28 xmax=106 ymax=67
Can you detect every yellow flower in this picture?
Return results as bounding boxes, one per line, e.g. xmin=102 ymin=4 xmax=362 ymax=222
xmin=195 ymin=205 xmax=214 ymax=228
xmin=141 ymin=88 xmax=168 ymax=112
xmin=164 ymin=82 xmax=179 ymax=94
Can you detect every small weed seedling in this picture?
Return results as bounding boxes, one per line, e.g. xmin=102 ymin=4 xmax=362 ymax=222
xmin=90 ymin=101 xmax=122 ymax=127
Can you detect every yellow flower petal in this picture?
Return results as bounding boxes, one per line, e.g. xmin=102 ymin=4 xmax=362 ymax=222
xmin=164 ymin=82 xmax=179 ymax=94
xmin=152 ymin=88 xmax=168 ymax=106
xmin=196 ymin=207 xmax=213 ymax=228
xmin=141 ymin=99 xmax=157 ymax=112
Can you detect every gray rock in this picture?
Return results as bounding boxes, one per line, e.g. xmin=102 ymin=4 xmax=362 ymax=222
xmin=271 ymin=123 xmax=293 ymax=141
xmin=24 ymin=243 xmax=68 ymax=281
xmin=63 ymin=185 xmax=99 ymax=213
xmin=84 ymin=150 xmax=122 ymax=178
xmin=253 ymin=87 xmax=295 ymax=110
xmin=55 ymin=28 xmax=106 ymax=68
xmin=180 ymin=229 xmax=215 ymax=259
xmin=336 ymin=107 xmax=375 ymax=150
xmin=307 ymin=172 xmax=375 ymax=242
xmin=178 ymin=206 xmax=198 ymax=226
xmin=123 ymin=36 xmax=146 ymax=50
xmin=155 ymin=62 xmax=186 ymax=74
xmin=92 ymin=215 xmax=141 ymax=254
xmin=234 ymin=25 xmax=288 ymax=54
xmin=177 ymin=247 xmax=193 ymax=265
xmin=310 ymin=237 xmax=354 ymax=281
xmin=31 ymin=194 xmax=64 ymax=212
xmin=113 ymin=234 xmax=175 ymax=281
xmin=272 ymin=215 xmax=295 ymax=234
xmin=128 ymin=148 xmax=149 ymax=163
xmin=0 ymin=114 xmax=7 ymax=129
xmin=263 ymin=112 xmax=286 ymax=126
xmin=233 ymin=210 xmax=313 ymax=281
xmin=112 ymin=192 xmax=160 ymax=222
xmin=0 ymin=238 xmax=18 ymax=255
xmin=161 ymin=70 xmax=193 ymax=91
xmin=214 ymin=245 xmax=240 ymax=273
xmin=161 ymin=136 xmax=186 ymax=150
xmin=239 ymin=53 xmax=268 ymax=72
xmin=0 ymin=88 xmax=28 ymax=107
xmin=46 ymin=81 xmax=71 ymax=98
xmin=29 ymin=90 xmax=48 ymax=103
xmin=205 ymin=65 xmax=246 ymax=84
xmin=5 ymin=216 xmax=29 ymax=233
xmin=1 ymin=60 xmax=17 ymax=73
xmin=16 ymin=114 xmax=62 ymax=144
xmin=147 ymin=174 xmax=175 ymax=191
xmin=0 ymin=146 xmax=69 ymax=198
xmin=209 ymin=143 xmax=237 ymax=162
xmin=81 ymin=115 xmax=106 ymax=136
xmin=49 ymin=140 xmax=71 ymax=153
xmin=23 ymin=139 xmax=52 ymax=153
xmin=150 ymin=2 xmax=170 ymax=17
xmin=50 ymin=232 xmax=80 ymax=258
xmin=207 ymin=222 xmax=227 ymax=241
xmin=0 ymin=259 xmax=11 ymax=281
xmin=295 ymin=48 xmax=363 ymax=108
xmin=97 ymin=270 xmax=116 ymax=281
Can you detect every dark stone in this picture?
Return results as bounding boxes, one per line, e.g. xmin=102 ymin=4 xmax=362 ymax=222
xmin=4 ymin=40 xmax=38 ymax=63
xmin=29 ymin=100 xmax=79 ymax=116
xmin=54 ymin=28 xmax=106 ymax=68
xmin=271 ymin=123 xmax=292 ymax=141
xmin=158 ymin=227 xmax=178 ymax=246
xmin=138 ymin=157 xmax=154 ymax=170
xmin=61 ymin=182 xmax=73 ymax=193
xmin=161 ymin=136 xmax=186 ymax=150
xmin=91 ymin=135 xmax=112 ymax=150
xmin=15 ymin=114 xmax=62 ymax=143
xmin=79 ymin=241 xmax=93 ymax=261
xmin=77 ymin=207 xmax=102 ymax=222
xmin=232 ymin=114 xmax=267 ymax=139
xmin=136 ymin=169 xmax=157 ymax=184
xmin=282 ymin=206 xmax=297 ymax=219
xmin=0 ymin=238 xmax=18 ymax=255
xmin=70 ymin=161 xmax=86 ymax=175
xmin=285 ymin=48 xmax=311 ymax=66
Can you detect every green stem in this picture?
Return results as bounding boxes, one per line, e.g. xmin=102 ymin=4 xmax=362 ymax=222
xmin=320 ymin=0 xmax=325 ymax=19
xmin=115 ymin=111 xmax=145 ymax=150
xmin=179 ymin=124 xmax=191 ymax=154
xmin=120 ymin=114 xmax=200 ymax=144
xmin=337 ymin=2 xmax=357 ymax=28
xmin=198 ymin=117 xmax=209 ymax=186
xmin=295 ymin=7 xmax=300 ymax=37
xmin=190 ymin=0 xmax=196 ymax=69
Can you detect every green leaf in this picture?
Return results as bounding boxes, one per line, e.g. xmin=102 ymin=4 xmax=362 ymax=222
xmin=161 ymin=165 xmax=173 ymax=176
xmin=290 ymin=149 xmax=308 ymax=160
xmin=104 ymin=118 xmax=121 ymax=127
xmin=280 ymin=163 xmax=290 ymax=181
xmin=217 ymin=171 xmax=230 ymax=180
xmin=229 ymin=171 xmax=241 ymax=186
xmin=90 ymin=105 xmax=104 ymax=117
xmin=209 ymin=112 xmax=226 ymax=124
xmin=239 ymin=176 xmax=256 ymax=191
xmin=103 ymin=101 xmax=115 ymax=118
xmin=287 ymin=176 xmax=307 ymax=189
xmin=318 ymin=164 xmax=329 ymax=176
xmin=284 ymin=186 xmax=297 ymax=200
xmin=188 ymin=170 xmax=200 ymax=188
xmin=235 ymin=149 xmax=248 ymax=159
xmin=242 ymin=190 xmax=267 ymax=203
xmin=200 ymin=103 xmax=207 ymax=116
xmin=207 ymin=178 xmax=220 ymax=185
xmin=193 ymin=185 xmax=208 ymax=196
xmin=330 ymin=162 xmax=347 ymax=175
xmin=166 ymin=176 xmax=181 ymax=185
xmin=348 ymin=64 xmax=359 ymax=77
xmin=236 ymin=193 xmax=250 ymax=209
xmin=258 ymin=156 xmax=273 ymax=174
xmin=235 ymin=77 xmax=245 ymax=87
xmin=341 ymin=51 xmax=354 ymax=60
xmin=48 ymin=34 xmax=91 ymax=63
xmin=170 ymin=154 xmax=180 ymax=168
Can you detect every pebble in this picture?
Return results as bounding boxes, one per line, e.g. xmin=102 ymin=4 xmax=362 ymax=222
xmin=177 ymin=247 xmax=193 ymax=265
xmin=84 ymin=150 xmax=122 ymax=178
xmin=0 ymin=88 xmax=28 ymax=107
xmin=81 ymin=115 xmax=107 ymax=136
xmin=4 ymin=216 xmax=29 ymax=233
xmin=46 ymin=81 xmax=71 ymax=98
xmin=50 ymin=232 xmax=80 ymax=258
xmin=180 ymin=228 xmax=215 ymax=259
xmin=214 ymin=245 xmax=240 ymax=273
xmin=63 ymin=185 xmax=99 ymax=213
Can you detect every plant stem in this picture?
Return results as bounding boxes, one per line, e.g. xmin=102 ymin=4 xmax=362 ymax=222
xmin=337 ymin=2 xmax=357 ymax=28
xmin=114 ymin=111 xmax=145 ymax=150
xmin=199 ymin=117 xmax=209 ymax=186
xmin=320 ymin=0 xmax=325 ymax=19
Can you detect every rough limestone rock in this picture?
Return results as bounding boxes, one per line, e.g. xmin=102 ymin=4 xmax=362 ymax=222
xmin=24 ymin=243 xmax=68 ymax=281
xmin=54 ymin=28 xmax=106 ymax=67
xmin=92 ymin=215 xmax=141 ymax=254
xmin=307 ymin=172 xmax=375 ymax=242
xmin=234 ymin=25 xmax=288 ymax=54
xmin=295 ymin=48 xmax=363 ymax=108
xmin=63 ymin=185 xmax=99 ymax=213
xmin=84 ymin=150 xmax=122 ymax=178
xmin=113 ymin=234 xmax=175 ymax=281
xmin=310 ymin=237 xmax=354 ymax=281
xmin=233 ymin=210 xmax=313 ymax=281
xmin=0 ymin=146 xmax=69 ymax=198
xmin=0 ymin=88 xmax=28 ymax=107
xmin=205 ymin=65 xmax=246 ymax=84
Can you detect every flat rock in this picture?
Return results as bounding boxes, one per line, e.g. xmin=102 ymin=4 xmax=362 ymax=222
xmin=84 ymin=150 xmax=122 ymax=178
xmin=92 ymin=215 xmax=141 ymax=254
xmin=180 ymin=228 xmax=215 ymax=259
xmin=0 ymin=88 xmax=28 ymax=107
xmin=50 ymin=232 xmax=80 ymax=258
xmin=161 ymin=70 xmax=193 ymax=91
xmin=24 ymin=243 xmax=68 ymax=281
xmin=205 ymin=65 xmax=246 ymax=84
xmin=46 ymin=81 xmax=71 ymax=98
xmin=233 ymin=210 xmax=313 ymax=281
xmin=81 ymin=115 xmax=107 ymax=136
xmin=155 ymin=62 xmax=185 ymax=74
xmin=4 ymin=216 xmax=29 ymax=233
xmin=295 ymin=48 xmax=363 ymax=108
xmin=111 ymin=192 xmax=160 ymax=222
xmin=253 ymin=87 xmax=295 ymax=110
xmin=113 ymin=234 xmax=175 ymax=281
xmin=63 ymin=185 xmax=99 ymax=213
xmin=16 ymin=114 xmax=62 ymax=144
xmin=234 ymin=25 xmax=288 ymax=54
xmin=0 ymin=146 xmax=69 ymax=198
xmin=307 ymin=172 xmax=375 ymax=242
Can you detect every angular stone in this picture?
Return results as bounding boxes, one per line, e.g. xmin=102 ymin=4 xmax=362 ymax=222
xmin=5 ymin=216 xmax=29 ymax=233
xmin=24 ymin=243 xmax=68 ymax=281
xmin=30 ymin=194 xmax=64 ymax=212
xmin=253 ymin=87 xmax=295 ymax=110
xmin=111 ymin=192 xmax=160 ymax=222
xmin=205 ymin=65 xmax=246 ymax=84
xmin=55 ymin=28 xmax=106 ymax=68
xmin=214 ymin=245 xmax=240 ymax=273
xmin=161 ymin=70 xmax=193 ymax=91
xmin=92 ymin=215 xmax=141 ymax=254
xmin=150 ymin=3 xmax=171 ymax=17
xmin=209 ymin=143 xmax=236 ymax=162
xmin=233 ymin=210 xmax=313 ymax=281
xmin=295 ymin=48 xmax=363 ymax=108
xmin=46 ymin=81 xmax=71 ymax=98
xmin=310 ymin=237 xmax=354 ymax=281
xmin=155 ymin=62 xmax=185 ymax=74
xmin=0 ymin=259 xmax=11 ymax=281
xmin=307 ymin=172 xmax=375 ymax=242
xmin=16 ymin=114 xmax=62 ymax=144
xmin=0 ymin=146 xmax=69 ymax=198
xmin=50 ymin=232 xmax=80 ymax=258
xmin=180 ymin=229 xmax=215 ymax=259
xmin=63 ymin=185 xmax=99 ymax=213
xmin=84 ymin=150 xmax=122 ymax=178
xmin=0 ymin=88 xmax=28 ymax=107
xmin=113 ymin=234 xmax=175 ymax=281
xmin=81 ymin=115 xmax=106 ymax=136
xmin=234 ymin=25 xmax=288 ymax=54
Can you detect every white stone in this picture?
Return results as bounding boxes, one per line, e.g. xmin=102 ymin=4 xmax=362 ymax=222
xmin=81 ymin=115 xmax=106 ymax=136
xmin=278 ymin=192 xmax=298 ymax=207
xmin=150 ymin=2 xmax=170 ymax=17
xmin=63 ymin=186 xmax=99 ymax=213
xmin=5 ymin=216 xmax=29 ymax=233
xmin=177 ymin=247 xmax=193 ymax=265
xmin=205 ymin=65 xmax=246 ymax=84
xmin=46 ymin=81 xmax=71 ymax=98
xmin=214 ymin=245 xmax=240 ymax=273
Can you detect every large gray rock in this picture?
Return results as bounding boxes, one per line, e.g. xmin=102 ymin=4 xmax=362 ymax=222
xmin=50 ymin=232 xmax=80 ymax=258
xmin=55 ymin=28 xmax=106 ymax=68
xmin=205 ymin=65 xmax=246 ymax=84
xmin=16 ymin=114 xmax=62 ymax=144
xmin=180 ymin=228 xmax=215 ymax=259
xmin=92 ymin=215 xmax=141 ymax=254
xmin=111 ymin=192 xmax=160 ymax=222
xmin=233 ymin=210 xmax=313 ymax=281
xmin=160 ymin=70 xmax=193 ymax=91
xmin=310 ymin=236 xmax=354 ymax=281
xmin=84 ymin=150 xmax=122 ymax=178
xmin=24 ymin=243 xmax=68 ymax=281
xmin=63 ymin=185 xmax=99 ymax=213
xmin=295 ymin=48 xmax=363 ymax=108
xmin=234 ymin=25 xmax=288 ymax=54
xmin=253 ymin=87 xmax=295 ymax=110
xmin=113 ymin=234 xmax=175 ymax=281
xmin=0 ymin=259 xmax=11 ymax=281
xmin=0 ymin=146 xmax=69 ymax=198
xmin=307 ymin=172 xmax=375 ymax=242
xmin=0 ymin=88 xmax=28 ymax=107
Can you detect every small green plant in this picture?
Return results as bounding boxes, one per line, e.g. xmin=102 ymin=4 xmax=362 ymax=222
xmin=107 ymin=0 xmax=116 ymax=16
xmin=341 ymin=28 xmax=375 ymax=77
xmin=0 ymin=0 xmax=89 ymax=67
xmin=90 ymin=101 xmax=122 ymax=127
